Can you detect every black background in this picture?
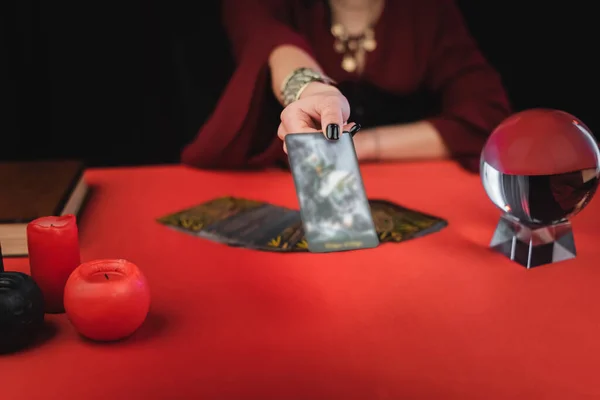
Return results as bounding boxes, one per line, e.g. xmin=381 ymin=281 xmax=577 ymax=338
xmin=2 ymin=1 xmax=598 ymax=166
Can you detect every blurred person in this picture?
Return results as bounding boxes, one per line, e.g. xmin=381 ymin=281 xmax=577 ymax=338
xmin=181 ymin=0 xmax=511 ymax=172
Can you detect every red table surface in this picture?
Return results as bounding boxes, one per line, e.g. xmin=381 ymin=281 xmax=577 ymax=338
xmin=2 ymin=161 xmax=600 ymax=400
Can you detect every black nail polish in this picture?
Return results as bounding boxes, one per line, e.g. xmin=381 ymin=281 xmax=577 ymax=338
xmin=326 ymin=124 xmax=340 ymax=140
xmin=349 ymin=123 xmax=362 ymax=137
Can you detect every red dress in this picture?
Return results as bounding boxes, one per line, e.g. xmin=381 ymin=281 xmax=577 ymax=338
xmin=181 ymin=0 xmax=511 ymax=172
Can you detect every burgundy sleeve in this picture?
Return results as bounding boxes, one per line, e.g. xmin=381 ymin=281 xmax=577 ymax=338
xmin=180 ymin=0 xmax=314 ymax=169
xmin=422 ymin=0 xmax=512 ymax=171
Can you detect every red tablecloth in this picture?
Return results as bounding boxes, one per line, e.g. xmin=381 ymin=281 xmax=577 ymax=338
xmin=2 ymin=161 xmax=600 ymax=399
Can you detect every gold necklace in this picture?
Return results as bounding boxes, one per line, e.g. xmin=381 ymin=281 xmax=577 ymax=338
xmin=331 ymin=23 xmax=377 ymax=73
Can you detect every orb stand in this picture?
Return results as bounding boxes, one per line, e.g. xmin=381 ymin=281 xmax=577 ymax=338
xmin=490 ymin=214 xmax=576 ymax=269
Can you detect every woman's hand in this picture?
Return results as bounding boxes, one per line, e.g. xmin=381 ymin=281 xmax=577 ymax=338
xmin=277 ymin=82 xmax=354 ymax=153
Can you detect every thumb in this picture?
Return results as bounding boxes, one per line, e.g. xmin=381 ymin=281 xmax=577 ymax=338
xmin=318 ymin=100 xmax=346 ymax=141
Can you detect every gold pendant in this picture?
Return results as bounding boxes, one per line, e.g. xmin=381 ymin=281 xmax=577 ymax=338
xmin=333 ymin=40 xmax=345 ymax=53
xmin=362 ymin=38 xmax=377 ymax=52
xmin=331 ymin=23 xmax=345 ymax=38
xmin=342 ymin=56 xmax=357 ymax=73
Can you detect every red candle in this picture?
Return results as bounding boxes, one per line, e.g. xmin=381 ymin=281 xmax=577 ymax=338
xmin=27 ymin=214 xmax=81 ymax=313
xmin=64 ymin=259 xmax=151 ymax=342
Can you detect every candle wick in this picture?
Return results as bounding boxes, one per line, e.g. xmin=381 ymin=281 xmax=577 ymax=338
xmin=104 ymin=273 xmax=109 ymax=280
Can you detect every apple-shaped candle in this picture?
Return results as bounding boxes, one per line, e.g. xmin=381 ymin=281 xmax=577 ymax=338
xmin=64 ymin=259 xmax=151 ymax=342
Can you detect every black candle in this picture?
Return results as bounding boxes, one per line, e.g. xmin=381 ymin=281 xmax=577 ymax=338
xmin=0 ymin=271 xmax=45 ymax=353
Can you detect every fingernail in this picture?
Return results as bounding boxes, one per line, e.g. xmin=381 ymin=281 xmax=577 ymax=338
xmin=349 ymin=123 xmax=362 ymax=137
xmin=326 ymin=124 xmax=340 ymax=140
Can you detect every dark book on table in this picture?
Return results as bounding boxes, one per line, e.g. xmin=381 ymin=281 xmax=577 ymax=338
xmin=0 ymin=160 xmax=89 ymax=256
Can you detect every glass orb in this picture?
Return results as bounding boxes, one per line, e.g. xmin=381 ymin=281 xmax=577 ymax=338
xmin=481 ymin=109 xmax=600 ymax=225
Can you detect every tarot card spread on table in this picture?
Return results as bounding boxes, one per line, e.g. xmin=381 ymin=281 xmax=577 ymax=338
xmin=368 ymin=199 xmax=448 ymax=243
xmin=202 ymin=203 xmax=301 ymax=248
xmin=285 ymin=132 xmax=380 ymax=253
xmin=157 ymin=197 xmax=301 ymax=247
xmin=155 ymin=196 xmax=270 ymax=245
xmin=157 ymin=196 xmax=448 ymax=252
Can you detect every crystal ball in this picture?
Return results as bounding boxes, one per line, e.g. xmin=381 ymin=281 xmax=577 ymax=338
xmin=481 ymin=109 xmax=600 ymax=225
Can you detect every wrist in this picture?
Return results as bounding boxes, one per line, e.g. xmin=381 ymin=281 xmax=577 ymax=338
xmin=298 ymin=82 xmax=340 ymax=99
xmin=353 ymin=129 xmax=380 ymax=161
xmin=280 ymin=67 xmax=336 ymax=106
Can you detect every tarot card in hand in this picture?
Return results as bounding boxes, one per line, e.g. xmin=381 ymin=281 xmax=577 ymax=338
xmin=285 ymin=132 xmax=379 ymax=253
xmin=369 ymin=199 xmax=448 ymax=243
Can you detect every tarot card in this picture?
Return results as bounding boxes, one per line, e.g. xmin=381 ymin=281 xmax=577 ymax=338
xmin=368 ymin=199 xmax=448 ymax=243
xmin=251 ymin=219 xmax=309 ymax=252
xmin=157 ymin=196 xmax=266 ymax=234
xmin=285 ymin=132 xmax=379 ymax=253
xmin=202 ymin=203 xmax=300 ymax=247
xmin=238 ymin=209 xmax=303 ymax=248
